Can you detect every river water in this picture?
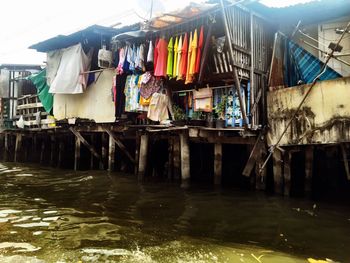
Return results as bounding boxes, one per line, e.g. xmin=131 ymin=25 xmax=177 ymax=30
xmin=0 ymin=162 xmax=349 ymax=262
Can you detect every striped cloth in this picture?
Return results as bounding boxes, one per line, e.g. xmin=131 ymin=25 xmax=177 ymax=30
xmin=288 ymin=41 xmax=342 ymax=84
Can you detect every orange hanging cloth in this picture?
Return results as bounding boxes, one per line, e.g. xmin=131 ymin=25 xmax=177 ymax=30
xmin=195 ymin=26 xmax=204 ymax=74
xmin=177 ymin=33 xmax=188 ymax=81
xmin=185 ymin=31 xmax=193 ymax=84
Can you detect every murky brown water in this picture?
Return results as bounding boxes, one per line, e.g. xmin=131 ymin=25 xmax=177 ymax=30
xmin=0 ymin=162 xmax=349 ymax=262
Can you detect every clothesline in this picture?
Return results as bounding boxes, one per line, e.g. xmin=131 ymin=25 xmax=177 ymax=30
xmin=172 ymin=84 xmax=234 ymax=94
xmin=80 ymin=68 xmax=115 ymax=75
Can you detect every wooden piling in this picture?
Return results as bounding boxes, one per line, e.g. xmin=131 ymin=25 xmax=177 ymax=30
xmin=90 ymin=134 xmax=95 ymax=170
xmin=40 ymin=137 xmax=46 ymax=164
xmin=168 ymin=137 xmax=174 ymax=180
xmin=32 ymin=134 xmax=37 ymax=162
xmin=138 ymin=134 xmax=149 ymax=180
xmin=273 ymin=149 xmax=283 ymax=194
xmin=283 ymin=151 xmax=292 ymax=196
xmin=101 ymin=132 xmax=108 ymax=170
xmin=134 ymin=132 xmax=140 ymax=175
xmin=173 ymin=136 xmax=181 ymax=180
xmin=214 ymin=143 xmax=222 ymax=185
xmin=58 ymin=138 xmax=64 ymax=168
xmin=180 ymin=132 xmax=190 ymax=188
xmin=14 ymin=133 xmax=22 ymax=162
xmin=50 ymin=135 xmax=55 ymax=166
xmin=304 ymin=146 xmax=314 ymax=195
xmin=108 ymin=133 xmax=115 ymax=171
xmin=4 ymin=133 xmax=9 ymax=161
xmin=74 ymin=136 xmax=81 ymax=171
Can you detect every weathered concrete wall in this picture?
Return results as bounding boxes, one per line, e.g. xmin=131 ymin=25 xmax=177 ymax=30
xmin=267 ymin=77 xmax=350 ymax=146
xmin=53 ymin=69 xmax=115 ymax=123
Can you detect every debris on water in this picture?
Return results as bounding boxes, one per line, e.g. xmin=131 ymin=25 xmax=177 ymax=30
xmin=0 ymin=242 xmax=41 ymax=252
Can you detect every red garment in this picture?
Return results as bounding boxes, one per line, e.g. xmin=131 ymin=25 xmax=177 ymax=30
xmin=178 ymin=33 xmax=188 ymax=80
xmin=154 ymin=38 xmax=168 ymax=77
xmin=195 ymin=26 xmax=204 ymax=74
xmin=153 ymin=38 xmax=159 ymax=71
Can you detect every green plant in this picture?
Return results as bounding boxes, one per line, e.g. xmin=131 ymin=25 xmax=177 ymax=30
xmin=173 ymin=105 xmax=186 ymax=120
xmin=191 ymin=111 xmax=205 ymax=120
xmin=214 ymin=95 xmax=227 ymax=120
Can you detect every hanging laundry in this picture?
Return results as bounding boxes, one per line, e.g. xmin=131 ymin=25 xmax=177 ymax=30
xmin=124 ymin=74 xmax=140 ymax=112
xmin=116 ymin=47 xmax=126 ymax=75
xmin=49 ymin=43 xmax=93 ymax=94
xmin=176 ymin=35 xmax=183 ymax=78
xmin=46 ymin=49 xmax=62 ymax=86
xmin=185 ymin=32 xmax=193 ymax=84
xmin=154 ymin=38 xmax=168 ymax=77
xmin=147 ymin=92 xmax=171 ymax=122
xmin=147 ymin=40 xmax=154 ymax=63
xmin=178 ymin=33 xmax=188 ymax=81
xmin=140 ymin=72 xmax=162 ymax=99
xmin=195 ymin=26 xmax=204 ymax=74
xmin=135 ymin=43 xmax=145 ymax=71
xmin=193 ymin=87 xmax=213 ymax=112
xmin=154 ymin=38 xmax=159 ymax=71
xmin=189 ymin=29 xmax=198 ymax=77
xmin=172 ymin=36 xmax=179 ymax=78
xmin=166 ymin=37 xmax=174 ymax=78
xmin=28 ymin=69 xmax=53 ymax=114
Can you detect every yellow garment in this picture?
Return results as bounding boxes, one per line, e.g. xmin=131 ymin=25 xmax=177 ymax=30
xmin=176 ymin=35 xmax=183 ymax=79
xmin=139 ymin=96 xmax=151 ymax=106
xmin=189 ymin=29 xmax=198 ymax=78
xmin=185 ymin=31 xmax=193 ymax=84
xmin=172 ymin=36 xmax=179 ymax=79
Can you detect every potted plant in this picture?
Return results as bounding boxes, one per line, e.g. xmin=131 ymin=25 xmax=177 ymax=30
xmin=214 ymin=95 xmax=227 ymax=128
xmin=189 ymin=111 xmax=206 ymax=126
xmin=172 ymin=104 xmax=187 ymax=126
xmin=206 ymin=112 xmax=215 ymax=128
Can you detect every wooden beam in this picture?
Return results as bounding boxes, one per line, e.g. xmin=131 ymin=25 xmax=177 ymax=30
xmin=283 ymin=151 xmax=292 ymax=196
xmin=101 ymin=132 xmax=108 ymax=170
xmin=58 ymin=139 xmax=64 ymax=168
xmin=138 ymin=134 xmax=149 ymax=180
xmin=340 ymin=143 xmax=350 ymax=180
xmin=168 ymin=137 xmax=174 ymax=180
xmin=304 ymin=146 xmax=314 ymax=194
xmin=104 ymin=129 xmax=135 ymax=164
xmin=173 ymin=136 xmax=181 ymax=180
xmin=242 ymin=134 xmax=264 ymax=177
xmin=69 ymin=127 xmax=103 ymax=166
xmin=40 ymin=137 xmax=46 ymax=164
xmin=90 ymin=134 xmax=95 ymax=170
xmin=4 ymin=133 xmax=9 ymax=161
xmin=180 ymin=132 xmax=190 ymax=188
xmin=50 ymin=135 xmax=55 ymax=167
xmin=74 ymin=136 xmax=81 ymax=171
xmin=108 ymin=133 xmax=115 ymax=172
xmin=14 ymin=133 xmax=23 ymax=162
xmin=134 ymin=132 xmax=140 ymax=175
xmin=214 ymin=143 xmax=222 ymax=185
xmin=273 ymin=149 xmax=283 ymax=194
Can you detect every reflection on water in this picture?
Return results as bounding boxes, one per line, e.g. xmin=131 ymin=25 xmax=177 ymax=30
xmin=0 ymin=163 xmax=349 ymax=262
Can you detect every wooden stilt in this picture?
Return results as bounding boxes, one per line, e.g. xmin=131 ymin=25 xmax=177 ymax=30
xmin=273 ymin=149 xmax=283 ymax=194
xmin=304 ymin=146 xmax=314 ymax=195
xmin=4 ymin=133 xmax=9 ymax=162
xmin=40 ymin=137 xmax=46 ymax=164
xmin=134 ymin=132 xmax=140 ymax=175
xmin=108 ymin=133 xmax=115 ymax=172
xmin=180 ymin=132 xmax=190 ymax=188
xmin=58 ymin=138 xmax=64 ymax=168
xmin=255 ymin=146 xmax=267 ymax=191
xmin=168 ymin=137 xmax=174 ymax=180
xmin=50 ymin=135 xmax=55 ymax=166
xmin=101 ymin=132 xmax=108 ymax=170
xmin=14 ymin=133 xmax=23 ymax=162
xmin=105 ymin=129 xmax=135 ymax=164
xmin=138 ymin=134 xmax=149 ymax=180
xmin=32 ymin=135 xmax=37 ymax=162
xmin=214 ymin=143 xmax=222 ymax=185
xmin=340 ymin=143 xmax=350 ymax=180
xmin=283 ymin=151 xmax=292 ymax=196
xmin=74 ymin=136 xmax=81 ymax=171
xmin=173 ymin=136 xmax=181 ymax=180
xmin=90 ymin=134 xmax=95 ymax=170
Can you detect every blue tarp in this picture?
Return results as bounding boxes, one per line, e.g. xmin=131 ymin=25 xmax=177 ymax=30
xmin=285 ymin=40 xmax=342 ymax=86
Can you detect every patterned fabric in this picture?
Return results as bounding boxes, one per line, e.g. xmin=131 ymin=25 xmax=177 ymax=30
xmin=288 ymin=41 xmax=341 ymax=85
xmin=140 ymin=74 xmax=162 ymax=99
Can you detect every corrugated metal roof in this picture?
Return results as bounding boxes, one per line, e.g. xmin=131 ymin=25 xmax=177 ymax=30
xmin=29 ymin=24 xmax=140 ymax=52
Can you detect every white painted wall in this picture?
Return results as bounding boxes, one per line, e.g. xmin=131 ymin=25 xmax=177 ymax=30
xmin=53 ymin=69 xmax=115 ymax=123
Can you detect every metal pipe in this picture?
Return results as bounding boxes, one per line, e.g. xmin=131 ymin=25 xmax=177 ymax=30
xmin=220 ymin=0 xmax=248 ymax=126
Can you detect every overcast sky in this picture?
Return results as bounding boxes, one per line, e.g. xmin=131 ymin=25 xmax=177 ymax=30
xmin=0 ymin=0 xmax=312 ymax=65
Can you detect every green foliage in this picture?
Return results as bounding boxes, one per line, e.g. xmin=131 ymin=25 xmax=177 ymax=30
xmin=192 ymin=111 xmax=205 ymax=120
xmin=173 ymin=104 xmax=186 ymax=120
xmin=214 ymin=95 xmax=227 ymax=120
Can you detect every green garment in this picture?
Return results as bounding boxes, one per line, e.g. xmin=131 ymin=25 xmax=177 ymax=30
xmin=28 ymin=69 xmax=53 ymax=114
xmin=166 ymin=37 xmax=174 ymax=77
